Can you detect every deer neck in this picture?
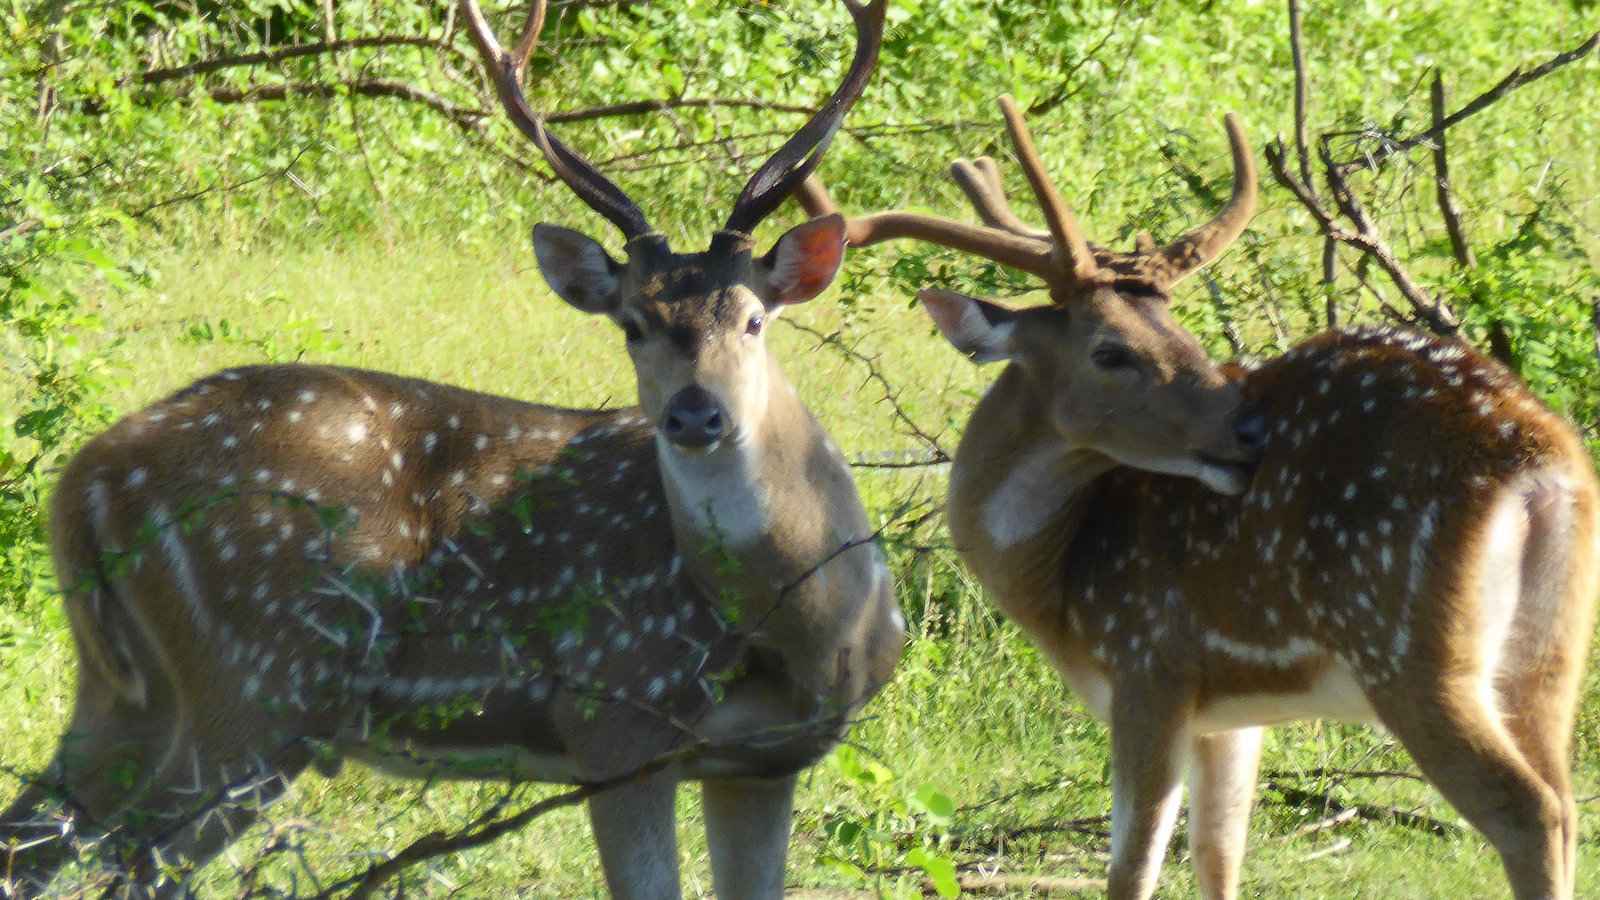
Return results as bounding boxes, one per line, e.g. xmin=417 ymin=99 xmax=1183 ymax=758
xmin=947 ymin=365 xmax=1117 ymax=610
xmin=654 ymin=353 xmax=896 ymax=712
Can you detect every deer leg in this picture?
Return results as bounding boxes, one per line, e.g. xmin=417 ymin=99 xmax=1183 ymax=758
xmin=587 ymin=770 xmax=681 ymax=900
xmin=1375 ymin=682 xmax=1566 ymax=900
xmin=83 ymin=737 xmax=308 ymax=899
xmin=700 ymin=774 xmax=796 ymax=900
xmin=1 ymin=690 xmax=181 ymax=896
xmin=1107 ymin=686 xmax=1192 ymax=900
xmin=1493 ymin=482 xmax=1596 ymax=899
xmin=1186 ymin=726 xmax=1262 ymax=900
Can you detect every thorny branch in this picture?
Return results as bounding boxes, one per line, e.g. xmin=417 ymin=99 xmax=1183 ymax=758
xmin=780 ymin=319 xmax=952 ymax=468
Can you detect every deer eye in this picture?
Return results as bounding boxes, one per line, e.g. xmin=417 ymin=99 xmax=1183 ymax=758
xmin=1092 ymin=344 xmax=1137 ymax=371
xmin=745 ymin=313 xmax=765 ymax=337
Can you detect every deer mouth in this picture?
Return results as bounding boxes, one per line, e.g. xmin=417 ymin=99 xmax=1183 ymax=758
xmin=1194 ymin=452 xmax=1258 ymax=495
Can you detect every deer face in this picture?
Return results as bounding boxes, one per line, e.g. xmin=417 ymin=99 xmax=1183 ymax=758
xmin=921 ymin=284 xmax=1264 ymax=495
xmin=533 ymin=216 xmax=847 ymax=454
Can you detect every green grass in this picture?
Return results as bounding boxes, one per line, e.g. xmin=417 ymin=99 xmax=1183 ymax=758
xmin=3 ymin=233 xmax=1598 ymax=898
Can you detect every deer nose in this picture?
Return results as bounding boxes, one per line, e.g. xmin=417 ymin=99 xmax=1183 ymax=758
xmin=662 ymin=385 xmax=727 ymax=449
xmin=1233 ymin=410 xmax=1269 ymax=453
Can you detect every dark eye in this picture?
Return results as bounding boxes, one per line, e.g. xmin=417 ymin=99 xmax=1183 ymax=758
xmin=621 ymin=319 xmax=643 ymax=342
xmin=745 ymin=314 xmax=765 ymax=337
xmin=1092 ymin=344 xmax=1137 ymax=370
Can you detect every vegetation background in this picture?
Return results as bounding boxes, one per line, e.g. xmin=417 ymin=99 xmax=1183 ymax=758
xmin=3 ymin=0 xmax=1599 ymax=896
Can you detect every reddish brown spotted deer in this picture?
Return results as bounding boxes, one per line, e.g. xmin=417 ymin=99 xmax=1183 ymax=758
xmin=798 ymin=98 xmax=1600 ymax=900
xmin=0 ymin=2 xmax=901 ymax=897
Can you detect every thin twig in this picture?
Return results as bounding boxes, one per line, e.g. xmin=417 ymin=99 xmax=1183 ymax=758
xmin=781 ymin=319 xmax=952 ymax=464
xmin=1429 ymin=72 xmax=1474 ymax=269
xmin=129 ymin=36 xmax=463 ymax=86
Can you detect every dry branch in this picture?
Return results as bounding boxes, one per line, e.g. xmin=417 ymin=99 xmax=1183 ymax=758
xmin=203 ymin=80 xmax=488 ymax=130
xmin=129 ymin=36 xmax=462 ymax=87
xmin=1335 ymin=31 xmax=1599 ymax=175
xmin=780 ymin=319 xmax=953 ymax=465
xmin=1265 ymin=138 xmax=1459 ymax=335
xmin=1429 ymin=72 xmax=1474 ymax=270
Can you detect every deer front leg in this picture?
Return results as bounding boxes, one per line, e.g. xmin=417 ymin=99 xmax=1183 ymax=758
xmin=587 ymin=770 xmax=681 ymax=900
xmin=1108 ymin=683 xmax=1193 ymax=900
xmin=1187 ymin=727 xmax=1263 ymax=900
xmin=701 ymin=774 xmax=796 ymax=899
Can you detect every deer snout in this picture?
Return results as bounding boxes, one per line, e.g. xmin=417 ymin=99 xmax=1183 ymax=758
xmin=1233 ymin=409 xmax=1269 ymax=455
xmin=661 ymin=385 xmax=727 ymax=450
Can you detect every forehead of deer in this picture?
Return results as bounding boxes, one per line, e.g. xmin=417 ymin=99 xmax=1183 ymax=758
xmin=622 ymin=232 xmax=758 ymax=313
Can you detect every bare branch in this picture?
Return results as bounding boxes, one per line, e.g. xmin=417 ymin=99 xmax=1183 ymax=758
xmin=1265 ymin=138 xmax=1458 ymax=335
xmin=1320 ymin=140 xmax=1459 ymax=334
xmin=203 ymin=80 xmax=489 ymax=131
xmin=780 ymin=319 xmax=952 ymax=464
xmin=1286 ymin=0 xmax=1314 ymax=194
xmin=547 ymin=96 xmax=813 ymax=124
xmin=1336 ymin=31 xmax=1599 ymax=174
xmin=129 ymin=36 xmax=461 ymax=87
xmin=1429 ymin=72 xmax=1474 ymax=269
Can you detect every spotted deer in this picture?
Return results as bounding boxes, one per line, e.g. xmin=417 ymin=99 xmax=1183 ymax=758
xmin=797 ymin=97 xmax=1600 ymax=900
xmin=0 ymin=1 xmax=902 ymax=897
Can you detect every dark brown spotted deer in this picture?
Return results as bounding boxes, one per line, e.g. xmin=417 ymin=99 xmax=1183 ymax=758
xmin=0 ymin=1 xmax=900 ymax=897
xmin=797 ymin=97 xmax=1600 ymax=900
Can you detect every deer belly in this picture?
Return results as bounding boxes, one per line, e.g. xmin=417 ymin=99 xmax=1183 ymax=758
xmin=1194 ymin=656 xmax=1375 ymax=732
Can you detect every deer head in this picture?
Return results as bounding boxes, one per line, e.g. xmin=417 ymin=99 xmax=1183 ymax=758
xmin=462 ymin=0 xmax=885 ymax=456
xmin=797 ymin=98 xmax=1265 ymax=494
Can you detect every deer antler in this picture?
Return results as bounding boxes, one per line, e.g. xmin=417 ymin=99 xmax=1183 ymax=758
xmin=948 ymin=156 xmax=1052 ymax=241
xmin=463 ymin=0 xmax=887 ymax=245
xmin=996 ymin=96 xmax=1098 ymax=284
xmin=1152 ymin=113 xmax=1258 ymax=284
xmin=723 ymin=0 xmax=889 ymax=236
xmin=460 ymin=0 xmax=653 ymax=240
xmin=795 ymin=103 xmax=1258 ymax=296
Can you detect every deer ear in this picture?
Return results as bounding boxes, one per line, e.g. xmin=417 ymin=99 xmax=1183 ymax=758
xmin=532 ymin=224 xmax=623 ymax=315
xmin=753 ymin=213 xmax=847 ymax=308
xmin=919 ymin=288 xmax=1018 ymax=364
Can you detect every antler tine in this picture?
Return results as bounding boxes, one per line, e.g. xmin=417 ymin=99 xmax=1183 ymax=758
xmin=510 ymin=0 xmax=545 ymax=81
xmin=723 ymin=0 xmax=889 ymax=236
xmin=996 ymin=96 xmax=1098 ymax=286
xmin=794 ymin=175 xmax=839 ymax=221
xmin=1155 ymin=113 xmax=1258 ymax=284
xmin=458 ymin=0 xmax=652 ymax=240
xmin=948 ymin=156 xmax=1051 ymax=241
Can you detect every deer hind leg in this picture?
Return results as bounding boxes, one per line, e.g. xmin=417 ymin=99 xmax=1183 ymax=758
xmin=1186 ymin=727 xmax=1263 ymax=900
xmin=586 ymin=769 xmax=681 ymax=900
xmin=1375 ymin=486 xmax=1568 ymax=900
xmin=0 ymin=675 xmax=183 ymax=897
xmin=1492 ymin=474 xmax=1598 ymax=898
xmin=111 ymin=738 xmax=310 ymax=898
xmin=701 ymin=774 xmax=796 ymax=900
xmin=1107 ymin=683 xmax=1192 ymax=900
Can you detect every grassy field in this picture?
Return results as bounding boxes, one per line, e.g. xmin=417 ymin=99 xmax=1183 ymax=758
xmin=1 ymin=231 xmax=1597 ymax=898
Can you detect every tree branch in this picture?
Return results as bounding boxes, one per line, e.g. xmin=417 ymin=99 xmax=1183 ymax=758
xmin=129 ymin=36 xmax=461 ymax=87
xmin=1429 ymin=72 xmax=1474 ymax=270
xmin=203 ymin=80 xmax=488 ymax=131
xmin=1335 ymin=30 xmax=1598 ymax=175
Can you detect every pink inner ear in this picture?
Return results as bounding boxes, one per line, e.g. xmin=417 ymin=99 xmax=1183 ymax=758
xmin=772 ymin=217 xmax=846 ymax=304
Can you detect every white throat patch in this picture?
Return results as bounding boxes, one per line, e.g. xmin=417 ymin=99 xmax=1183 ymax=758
xmin=981 ymin=442 xmax=1073 ymax=549
xmin=657 ymin=433 xmax=771 ymax=548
